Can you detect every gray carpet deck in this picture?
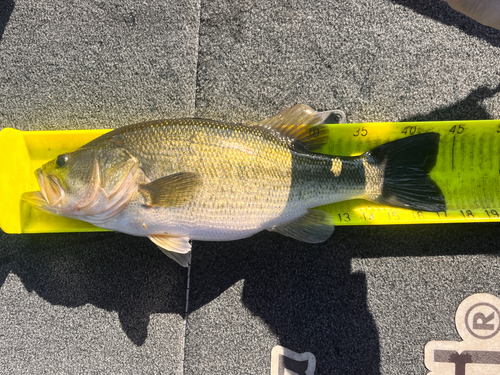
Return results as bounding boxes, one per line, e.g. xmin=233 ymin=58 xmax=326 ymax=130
xmin=1 ymin=1 xmax=500 ymax=374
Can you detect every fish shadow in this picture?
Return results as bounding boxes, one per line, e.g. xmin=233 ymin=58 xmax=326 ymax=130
xmin=187 ymin=221 xmax=500 ymax=374
xmin=0 ymin=0 xmax=14 ymax=42
xmin=1 ymin=232 xmax=186 ymax=346
xmin=189 ymin=232 xmax=379 ymax=374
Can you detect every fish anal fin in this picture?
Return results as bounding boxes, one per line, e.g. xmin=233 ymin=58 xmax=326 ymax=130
xmin=149 ymin=234 xmax=192 ymax=267
xmin=269 ymin=209 xmax=334 ymax=243
xmin=139 ymin=172 xmax=201 ymax=208
xmin=258 ymin=104 xmax=329 ymax=153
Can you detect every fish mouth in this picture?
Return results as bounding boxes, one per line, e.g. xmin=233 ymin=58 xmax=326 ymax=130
xmin=21 ymin=169 xmax=65 ymax=214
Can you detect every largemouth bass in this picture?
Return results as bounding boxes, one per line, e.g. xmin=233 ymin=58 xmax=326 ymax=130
xmin=22 ymin=105 xmax=445 ymax=266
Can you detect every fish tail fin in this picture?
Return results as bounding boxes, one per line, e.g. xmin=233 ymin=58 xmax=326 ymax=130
xmin=365 ymin=133 xmax=445 ymax=212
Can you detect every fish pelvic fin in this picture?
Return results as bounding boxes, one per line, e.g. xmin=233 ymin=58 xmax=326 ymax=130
xmin=149 ymin=234 xmax=191 ymax=267
xmin=139 ymin=172 xmax=201 ymax=208
xmin=160 ymin=250 xmax=191 ymax=267
xmin=269 ymin=209 xmax=334 ymax=243
xmin=364 ymin=133 xmax=445 ymax=212
xmin=258 ymin=104 xmax=329 ymax=153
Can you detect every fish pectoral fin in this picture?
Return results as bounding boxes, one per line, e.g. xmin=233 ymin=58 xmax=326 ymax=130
xmin=139 ymin=172 xmax=201 ymax=207
xmin=269 ymin=209 xmax=334 ymax=243
xmin=258 ymin=104 xmax=329 ymax=153
xmin=149 ymin=234 xmax=192 ymax=267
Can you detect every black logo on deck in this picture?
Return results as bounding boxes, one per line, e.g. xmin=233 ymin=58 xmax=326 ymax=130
xmin=271 ymin=345 xmax=316 ymax=375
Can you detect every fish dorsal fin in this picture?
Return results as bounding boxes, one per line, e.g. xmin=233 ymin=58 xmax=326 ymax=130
xmin=258 ymin=104 xmax=329 ymax=152
xmin=149 ymin=234 xmax=192 ymax=267
xmin=139 ymin=172 xmax=201 ymax=207
xmin=269 ymin=209 xmax=334 ymax=243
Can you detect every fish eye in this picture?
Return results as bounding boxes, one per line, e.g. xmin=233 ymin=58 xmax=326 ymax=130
xmin=55 ymin=153 xmax=69 ymax=168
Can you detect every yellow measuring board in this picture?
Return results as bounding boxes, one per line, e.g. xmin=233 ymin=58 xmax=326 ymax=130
xmin=319 ymin=120 xmax=500 ymax=226
xmin=1 ymin=119 xmax=499 ymax=234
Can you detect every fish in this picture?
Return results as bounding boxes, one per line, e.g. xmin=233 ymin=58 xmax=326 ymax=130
xmin=22 ymin=104 xmax=446 ymax=266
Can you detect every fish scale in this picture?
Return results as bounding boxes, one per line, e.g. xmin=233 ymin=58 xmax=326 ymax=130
xmin=100 ymin=118 xmax=297 ymax=239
